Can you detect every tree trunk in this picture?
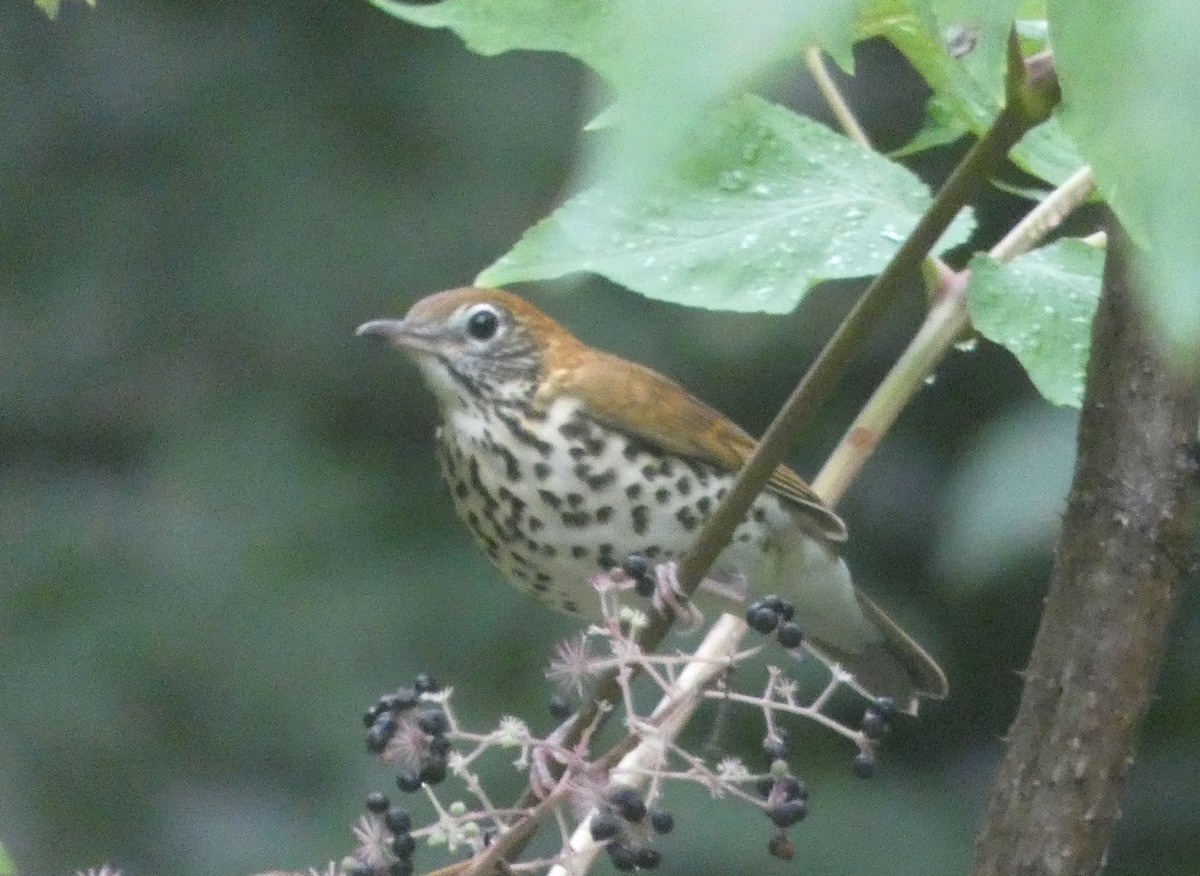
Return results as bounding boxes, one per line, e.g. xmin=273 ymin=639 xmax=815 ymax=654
xmin=967 ymin=218 xmax=1200 ymax=876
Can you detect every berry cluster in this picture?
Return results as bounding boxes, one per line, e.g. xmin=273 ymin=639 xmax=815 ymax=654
xmin=755 ymin=737 xmax=809 ymax=859
xmin=362 ymin=673 xmax=452 ymax=791
xmin=589 ymin=785 xmax=674 ymax=871
xmin=851 ymin=696 xmax=897 ymax=778
xmin=745 ymin=595 xmax=805 ymax=649
xmin=341 ymin=792 xmax=418 ymax=876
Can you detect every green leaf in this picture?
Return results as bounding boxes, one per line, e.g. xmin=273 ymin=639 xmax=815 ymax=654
xmin=370 ymin=0 xmax=621 ymax=79
xmin=860 ymin=0 xmax=1083 ymax=183
xmin=480 ymin=96 xmax=974 ymax=312
xmin=1048 ymin=0 xmax=1200 ymax=370
xmin=966 ymin=238 xmax=1104 ymax=407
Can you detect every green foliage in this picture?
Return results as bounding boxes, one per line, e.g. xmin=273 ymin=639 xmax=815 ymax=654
xmin=1049 ymin=0 xmax=1200 ymax=369
xmin=966 ymin=239 xmax=1103 ymax=407
xmin=480 ymin=96 xmax=974 ymax=311
xmin=0 ymin=840 xmax=12 ymax=876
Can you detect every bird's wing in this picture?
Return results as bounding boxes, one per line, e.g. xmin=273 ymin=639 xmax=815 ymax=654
xmin=546 ymin=349 xmax=847 ymax=542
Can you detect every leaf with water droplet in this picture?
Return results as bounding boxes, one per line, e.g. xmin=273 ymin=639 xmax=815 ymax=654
xmin=966 ymin=239 xmax=1104 ymax=407
xmin=479 ymin=96 xmax=974 ymax=312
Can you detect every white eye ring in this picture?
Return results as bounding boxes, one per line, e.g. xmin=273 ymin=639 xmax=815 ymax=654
xmin=463 ymin=304 xmax=502 ymax=342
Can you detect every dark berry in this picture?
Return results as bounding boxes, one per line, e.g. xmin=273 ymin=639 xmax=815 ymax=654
xmin=633 ymin=575 xmax=655 ymax=598
xmin=768 ymin=832 xmax=796 ymax=861
xmin=649 ymin=809 xmax=674 ymax=834
xmin=414 ymin=673 xmax=441 ymax=694
xmin=391 ymin=831 xmax=416 ymax=857
xmin=419 ymin=759 xmax=447 ymax=785
xmin=548 ymin=694 xmax=572 ymax=720
xmin=762 ymin=736 xmax=787 ymax=761
xmin=776 ymin=621 xmax=804 ymax=649
xmin=635 ymin=847 xmax=662 ymax=869
xmin=388 ymin=860 xmax=414 ymax=876
xmin=366 ymin=718 xmax=398 ymax=753
xmin=365 ymin=791 xmax=390 ymax=814
xmin=767 ymin=798 xmax=807 ymax=827
xmin=590 ymin=809 xmax=622 ymax=842
xmin=396 ymin=770 xmax=423 ymax=793
xmin=416 ymin=707 xmax=450 ymax=736
xmin=608 ymin=786 xmax=647 ymax=823
xmin=746 ymin=605 xmax=779 ymax=635
xmin=621 ymin=554 xmax=649 ymax=579
xmin=763 ymin=595 xmax=795 ymax=621
xmin=387 ymin=688 xmax=420 ymax=711
xmin=755 ymin=776 xmax=775 ymax=798
xmin=384 ymin=806 xmax=412 ymax=834
xmin=428 ymin=735 xmax=452 ymax=759
xmin=607 ymin=841 xmax=638 ymax=871
xmin=862 ymin=709 xmax=888 ymax=741
xmin=851 ymin=752 xmax=877 ymax=779
xmin=364 ymin=704 xmax=385 ymax=727
xmin=777 ymin=775 xmax=808 ymax=802
xmin=873 ymin=696 xmax=897 ymax=720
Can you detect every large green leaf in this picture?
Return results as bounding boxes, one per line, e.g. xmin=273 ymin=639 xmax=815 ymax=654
xmin=479 ymin=96 xmax=974 ymax=312
xmin=966 ymin=238 xmax=1103 ymax=407
xmin=1049 ymin=0 xmax=1200 ymax=370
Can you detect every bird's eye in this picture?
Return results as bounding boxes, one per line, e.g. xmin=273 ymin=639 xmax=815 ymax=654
xmin=465 ymin=305 xmax=501 ymax=341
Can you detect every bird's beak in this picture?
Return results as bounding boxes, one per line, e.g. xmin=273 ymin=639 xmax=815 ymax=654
xmin=356 ymin=318 xmax=438 ymax=355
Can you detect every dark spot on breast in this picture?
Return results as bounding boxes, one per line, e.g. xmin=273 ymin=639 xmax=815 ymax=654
xmin=752 ymin=507 xmax=767 ymax=523
xmin=534 ymin=462 xmax=552 ymax=480
xmin=625 ymin=483 xmax=643 ymax=500
xmin=566 ymin=492 xmax=585 ymax=508
xmin=586 ymin=437 xmax=606 ymax=455
xmin=538 ymin=489 xmax=562 ymax=510
xmin=496 ymin=409 xmax=553 ymax=456
xmin=623 ymin=443 xmax=641 ymax=461
xmin=542 ymin=545 xmax=558 ymax=558
xmin=597 ymin=543 xmax=616 ymax=568
xmin=535 ymin=571 xmax=553 ymax=583
xmin=559 ymin=417 xmax=590 ymax=440
xmin=526 ymin=538 xmax=539 ymax=551
xmin=595 ymin=506 xmax=614 ymax=524
xmin=631 ymin=505 xmax=650 ymax=536
xmin=716 ymin=487 xmax=728 ymax=500
xmin=571 ymin=545 xmax=589 ymax=559
xmin=561 ymin=510 xmax=591 ymax=527
xmin=658 ymin=459 xmax=674 ymax=476
xmin=533 ymin=580 xmax=550 ymax=592
xmin=737 ymin=532 xmax=752 ymax=542
xmin=454 ymin=481 xmax=469 ymax=499
xmin=528 ymin=516 xmax=544 ymax=533
xmin=676 ymin=506 xmax=699 ymax=532
xmin=676 ymin=476 xmax=692 ymax=496
xmin=695 ymin=496 xmax=712 ymax=515
xmin=585 ymin=468 xmax=617 ymax=492
xmin=488 ymin=439 xmax=522 ymax=481
xmin=509 ymin=550 xmax=531 ymax=567
xmin=562 ymin=599 xmax=580 ymax=614
xmin=645 ymin=546 xmax=662 ymax=558
xmin=641 ymin=464 xmax=658 ymax=481
xmin=568 ymin=446 xmax=587 ymax=461
xmin=655 ymin=487 xmax=671 ymax=505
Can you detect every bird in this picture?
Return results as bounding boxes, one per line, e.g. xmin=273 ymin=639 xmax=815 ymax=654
xmin=357 ymin=287 xmax=947 ymax=715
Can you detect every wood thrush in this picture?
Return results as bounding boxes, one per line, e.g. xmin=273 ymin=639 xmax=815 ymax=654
xmin=358 ymin=287 xmax=947 ymax=714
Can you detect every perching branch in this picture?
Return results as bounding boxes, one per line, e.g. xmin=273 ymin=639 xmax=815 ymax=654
xmin=967 ymin=217 xmax=1200 ymax=876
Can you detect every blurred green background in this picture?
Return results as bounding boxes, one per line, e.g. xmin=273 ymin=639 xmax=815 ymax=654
xmin=3 ymin=3 xmax=1197 ymax=875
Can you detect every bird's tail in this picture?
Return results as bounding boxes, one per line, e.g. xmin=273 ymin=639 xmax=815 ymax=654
xmin=776 ymin=535 xmax=947 ymax=716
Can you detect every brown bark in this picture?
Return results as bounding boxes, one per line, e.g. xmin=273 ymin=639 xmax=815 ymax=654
xmin=968 ymin=219 xmax=1199 ymax=875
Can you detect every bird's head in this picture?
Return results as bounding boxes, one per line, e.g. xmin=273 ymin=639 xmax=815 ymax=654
xmin=357 ymin=288 xmax=579 ymax=409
